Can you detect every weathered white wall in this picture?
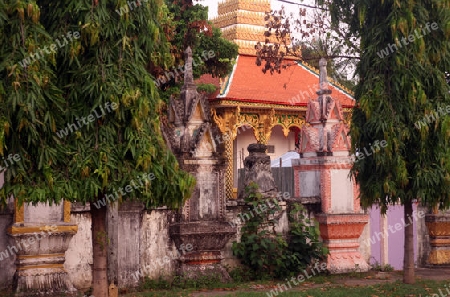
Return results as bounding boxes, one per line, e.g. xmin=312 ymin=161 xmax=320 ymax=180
xmin=139 ymin=209 xmax=179 ymax=280
xmin=24 ymin=202 xmax=63 ymax=223
xmin=0 ymin=202 xmax=15 ymax=289
xmin=299 ymin=171 xmax=320 ymax=198
xmin=358 ymin=217 xmax=372 ymax=266
xmin=0 ymin=193 xmax=432 ymax=293
xmin=222 ymin=201 xmax=242 ymax=268
xmin=330 ymin=169 xmax=354 ymax=213
xmin=416 ymin=205 xmax=430 ymax=266
xmin=0 ymin=173 xmax=16 ymax=289
xmin=274 ymin=202 xmax=289 ymax=235
xmin=64 ymin=205 xmax=183 ymax=290
xmin=109 ymin=202 xmax=144 ymax=287
xmin=65 ymin=204 xmax=92 ymax=290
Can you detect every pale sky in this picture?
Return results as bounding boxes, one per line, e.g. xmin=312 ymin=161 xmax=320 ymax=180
xmin=199 ymin=0 xmax=308 ymax=20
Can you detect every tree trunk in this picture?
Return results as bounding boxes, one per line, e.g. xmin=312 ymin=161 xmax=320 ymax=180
xmin=403 ymin=200 xmax=415 ymax=284
xmin=91 ymin=200 xmax=109 ymax=297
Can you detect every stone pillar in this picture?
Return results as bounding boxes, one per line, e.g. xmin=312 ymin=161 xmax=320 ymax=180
xmin=169 ymin=221 xmax=235 ymax=280
xmin=315 ymin=213 xmax=369 ymax=273
xmin=425 ymin=211 xmax=450 ymax=265
xmin=238 ymin=143 xmax=288 ymax=234
xmin=238 ymin=143 xmax=278 ymax=200
xmin=7 ymin=200 xmax=78 ymax=295
xmin=166 ymin=46 xmax=236 ymax=281
xmin=293 ymin=155 xmax=369 ymax=273
xmin=295 ymin=58 xmax=369 ymax=273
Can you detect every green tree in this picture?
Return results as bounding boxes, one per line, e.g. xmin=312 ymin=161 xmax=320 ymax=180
xmin=255 ymin=5 xmax=358 ymax=89
xmin=323 ymin=0 xmax=450 ymax=284
xmin=299 ymin=39 xmax=356 ymax=90
xmin=256 ymin=0 xmax=450 ymax=284
xmin=0 ymin=0 xmax=67 ymax=206
xmin=151 ymin=0 xmax=238 ymax=99
xmin=0 ymin=1 xmax=195 ymax=296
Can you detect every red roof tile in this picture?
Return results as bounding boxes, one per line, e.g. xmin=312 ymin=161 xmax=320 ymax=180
xmin=196 ymin=74 xmax=220 ymax=86
xmin=207 ymin=55 xmax=355 ymax=107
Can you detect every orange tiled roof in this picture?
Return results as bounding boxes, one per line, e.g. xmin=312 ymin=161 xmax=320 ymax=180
xmin=205 ymin=55 xmax=355 ymax=107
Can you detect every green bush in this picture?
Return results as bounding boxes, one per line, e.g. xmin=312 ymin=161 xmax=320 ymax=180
xmin=232 ymin=183 xmax=328 ymax=280
xmin=196 ymin=83 xmax=217 ymax=94
xmin=284 ymin=203 xmax=328 ymax=274
xmin=226 ymin=265 xmax=255 ymax=283
xmin=370 ymin=259 xmax=394 ymax=272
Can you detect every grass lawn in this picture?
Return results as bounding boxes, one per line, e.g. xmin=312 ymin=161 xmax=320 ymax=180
xmin=1 ymin=271 xmax=448 ymax=296
xmin=122 ymin=278 xmax=450 ymax=297
xmin=214 ymin=280 xmax=449 ymax=296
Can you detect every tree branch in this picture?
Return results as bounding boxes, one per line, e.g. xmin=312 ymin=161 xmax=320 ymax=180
xmin=274 ymin=0 xmax=328 ymax=10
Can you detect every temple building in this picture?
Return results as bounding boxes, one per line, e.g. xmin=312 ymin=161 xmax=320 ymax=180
xmin=1 ymin=1 xmax=449 ymax=295
xmin=204 ymin=0 xmax=355 ymax=199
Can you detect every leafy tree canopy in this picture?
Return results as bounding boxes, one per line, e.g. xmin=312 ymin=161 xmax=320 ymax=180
xmin=321 ymin=0 xmax=450 ymax=283
xmin=320 ymin=0 xmax=450 ymax=212
xmin=0 ymin=0 xmax=195 ymax=209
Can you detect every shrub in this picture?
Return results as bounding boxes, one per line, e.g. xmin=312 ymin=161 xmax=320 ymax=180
xmin=284 ymin=203 xmax=328 ymax=274
xmin=197 ymin=83 xmax=217 ymax=94
xmin=232 ymin=183 xmax=328 ymax=279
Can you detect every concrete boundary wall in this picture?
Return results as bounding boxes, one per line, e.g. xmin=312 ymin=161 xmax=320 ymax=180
xmin=0 ymin=201 xmax=15 ymax=290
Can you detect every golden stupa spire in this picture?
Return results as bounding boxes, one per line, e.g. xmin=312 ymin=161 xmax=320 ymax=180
xmin=212 ymin=0 xmax=272 ymax=55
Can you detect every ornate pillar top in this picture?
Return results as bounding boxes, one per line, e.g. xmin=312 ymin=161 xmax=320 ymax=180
xmin=318 ymin=57 xmax=331 ymax=95
xmin=184 ymin=46 xmax=194 ymax=85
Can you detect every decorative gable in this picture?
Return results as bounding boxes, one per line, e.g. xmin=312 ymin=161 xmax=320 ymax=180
xmin=300 ymin=126 xmax=320 ymax=153
xmin=193 ymin=128 xmax=216 ymax=158
xmin=328 ymin=123 xmax=351 ymax=152
xmin=192 ymin=102 xmax=204 ymax=122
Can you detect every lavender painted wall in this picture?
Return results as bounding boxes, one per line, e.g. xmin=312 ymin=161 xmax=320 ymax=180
xmin=386 ymin=206 xmax=404 ymax=269
xmin=369 ymin=204 xmax=419 ymax=270
xmin=386 ymin=204 xmax=418 ymax=270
